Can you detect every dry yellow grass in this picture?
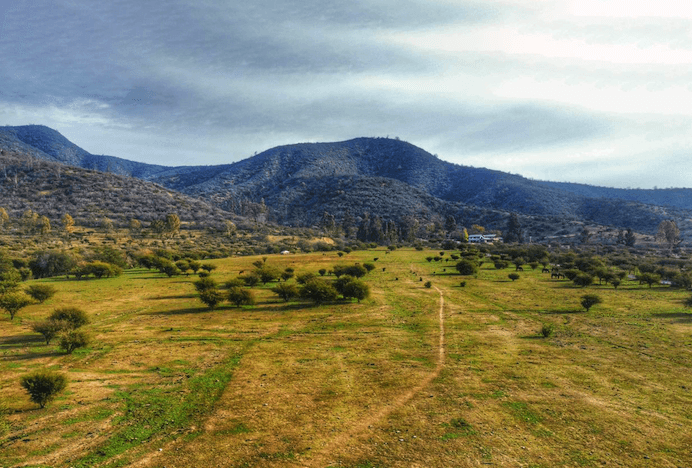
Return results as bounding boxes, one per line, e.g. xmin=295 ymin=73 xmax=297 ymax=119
xmin=0 ymin=249 xmax=691 ymax=467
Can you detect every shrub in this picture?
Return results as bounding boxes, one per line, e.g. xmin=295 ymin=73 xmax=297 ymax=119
xmin=573 ymin=273 xmax=594 ymax=288
xmin=225 ymin=278 xmax=245 ymax=288
xmin=541 ymin=323 xmax=554 ymax=338
xmin=296 ymin=272 xmax=316 ymax=284
xmin=240 ymin=272 xmax=260 ymax=287
xmin=200 ymin=264 xmax=217 ymax=272
xmin=300 ymin=279 xmax=339 ymax=305
xmin=683 ymin=295 xmax=692 ymax=308
xmin=459 ymin=281 xmax=466 ymax=287
xmin=318 ymin=268 xmax=327 ymax=276
xmin=25 ymin=284 xmax=57 ymax=303
xmin=494 ymin=261 xmax=509 ymax=270
xmin=199 ymin=289 xmax=224 ymax=310
xmin=49 ymin=307 xmax=89 ymax=329
xmin=362 ymin=263 xmax=375 ymax=272
xmin=59 ymin=330 xmax=90 ymax=354
xmin=0 ymin=292 xmax=35 ymax=320
xmin=424 ymin=281 xmax=432 ymax=288
xmin=508 ymin=273 xmax=520 ymax=281
xmin=455 ymin=260 xmax=478 ymax=276
xmin=194 ymin=277 xmax=217 ymax=292
xmin=581 ymin=294 xmax=602 ymax=312
xmin=342 ymin=280 xmax=370 ymax=302
xmin=272 ymin=283 xmax=299 ymax=302
xmin=227 ymin=287 xmax=255 ymax=308
xmin=32 ymin=319 xmax=67 ymax=344
xmin=20 ymin=370 xmax=67 ymax=408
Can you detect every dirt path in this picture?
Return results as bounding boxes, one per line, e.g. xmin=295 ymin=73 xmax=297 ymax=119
xmin=297 ymin=286 xmax=446 ymax=467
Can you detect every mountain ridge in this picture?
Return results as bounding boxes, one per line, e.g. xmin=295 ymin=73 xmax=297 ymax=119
xmin=2 ymin=124 xmax=691 ymax=241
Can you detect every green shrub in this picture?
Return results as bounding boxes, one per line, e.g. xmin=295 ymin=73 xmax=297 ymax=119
xmin=272 ymin=283 xmax=299 ymax=302
xmin=194 ymin=277 xmax=217 ymax=292
xmin=342 ymin=279 xmax=370 ymax=302
xmin=20 ymin=370 xmax=67 ymax=408
xmin=424 ymin=281 xmax=432 ymax=289
xmin=541 ymin=324 xmax=554 ymax=338
xmin=508 ymin=273 xmax=520 ymax=281
xmin=199 ymin=289 xmax=224 ymax=310
xmin=300 ymin=279 xmax=339 ymax=305
xmin=49 ymin=307 xmax=89 ymax=329
xmin=25 ymin=284 xmax=57 ymax=303
xmin=455 ymin=260 xmax=478 ymax=276
xmin=59 ymin=330 xmax=90 ymax=354
xmin=227 ymin=287 xmax=255 ymax=308
xmin=0 ymin=292 xmax=35 ymax=320
xmin=31 ymin=319 xmax=67 ymax=344
xmin=581 ymin=294 xmax=602 ymax=312
xmin=459 ymin=281 xmax=466 ymax=287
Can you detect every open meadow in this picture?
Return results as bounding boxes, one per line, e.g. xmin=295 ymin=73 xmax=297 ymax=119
xmin=1 ymin=249 xmax=691 ymax=467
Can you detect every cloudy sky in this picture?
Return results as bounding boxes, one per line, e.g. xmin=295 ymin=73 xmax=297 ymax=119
xmin=1 ymin=0 xmax=691 ymax=188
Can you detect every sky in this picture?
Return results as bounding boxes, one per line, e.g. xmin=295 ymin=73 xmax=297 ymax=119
xmin=1 ymin=0 xmax=691 ymax=189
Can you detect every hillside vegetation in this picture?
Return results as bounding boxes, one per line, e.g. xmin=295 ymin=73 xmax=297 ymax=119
xmin=4 ymin=125 xmax=692 ymax=240
xmin=0 ymin=247 xmax=690 ymax=467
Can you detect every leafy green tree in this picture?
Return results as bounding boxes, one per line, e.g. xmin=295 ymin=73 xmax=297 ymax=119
xmin=581 ymin=294 xmax=602 ymax=312
xmin=281 ymin=270 xmax=294 ymax=282
xmin=296 ymin=272 xmax=316 ymax=284
xmin=362 ymin=263 xmax=375 ymax=272
xmin=624 ymin=228 xmax=636 ymax=247
xmin=638 ymin=272 xmax=661 ymax=288
xmin=199 ymin=289 xmax=224 ymax=310
xmin=272 ymin=283 xmax=299 ymax=302
xmin=49 ymin=307 xmax=89 ymax=329
xmin=31 ymin=319 xmax=67 ymax=344
xmin=512 ymin=257 xmax=525 ymax=271
xmin=0 ymin=292 xmax=34 ymax=320
xmin=194 ymin=277 xmax=217 ymax=292
xmin=25 ymin=284 xmax=57 ymax=303
xmin=59 ymin=330 xmax=90 ymax=354
xmin=300 ymin=279 xmax=339 ymax=305
xmin=225 ymin=278 xmax=245 ymax=288
xmin=257 ymin=265 xmax=281 ymax=284
xmin=343 ymin=279 xmax=370 ymax=302
xmin=504 ymin=214 xmax=523 ymax=243
xmin=494 ymin=260 xmax=509 ymax=270
xmin=20 ymin=370 xmax=67 ymax=408
xmin=573 ymin=273 xmax=594 ymax=288
xmin=29 ymin=251 xmax=77 ymax=278
xmin=455 ymin=260 xmax=478 ymax=276
xmin=227 ymin=287 xmax=255 ymax=308
xmin=508 ymin=273 xmax=520 ymax=281
xmin=240 ymin=272 xmax=260 ymax=287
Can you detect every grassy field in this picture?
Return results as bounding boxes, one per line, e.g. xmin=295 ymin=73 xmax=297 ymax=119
xmin=1 ymin=249 xmax=691 ymax=467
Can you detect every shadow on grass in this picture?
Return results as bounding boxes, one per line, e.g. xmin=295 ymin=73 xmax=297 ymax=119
xmin=3 ymin=350 xmax=62 ymax=361
xmin=0 ymin=334 xmax=44 ymax=347
xmin=151 ymin=294 xmax=198 ymax=300
xmin=520 ymin=335 xmax=547 ymax=340
xmin=146 ymin=307 xmax=213 ymax=316
xmin=547 ymin=309 xmax=584 ymax=315
xmin=652 ymin=312 xmax=692 ymax=323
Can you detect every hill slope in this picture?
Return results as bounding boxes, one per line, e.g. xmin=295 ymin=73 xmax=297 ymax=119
xmin=3 ymin=125 xmax=691 ymax=239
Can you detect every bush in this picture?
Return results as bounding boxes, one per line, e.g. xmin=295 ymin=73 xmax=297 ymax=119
xmin=296 ymin=272 xmax=316 ymax=284
xmin=455 ymin=260 xmax=478 ymax=276
xmin=342 ymin=279 xmax=370 ymax=302
xmin=194 ymin=277 xmax=217 ymax=292
xmin=0 ymin=292 xmax=35 ymax=320
xmin=541 ymin=323 xmax=554 ymax=338
xmin=20 ymin=370 xmax=67 ymax=408
xmin=424 ymin=281 xmax=432 ymax=288
xmin=459 ymin=281 xmax=466 ymax=287
xmin=508 ymin=273 xmax=520 ymax=281
xmin=49 ymin=307 xmax=89 ymax=329
xmin=199 ymin=289 xmax=224 ymax=310
xmin=59 ymin=330 xmax=90 ymax=354
xmin=362 ymin=263 xmax=375 ymax=272
xmin=227 ymin=287 xmax=255 ymax=308
xmin=225 ymin=278 xmax=245 ymax=288
xmin=272 ymin=283 xmax=299 ymax=302
xmin=25 ymin=284 xmax=57 ymax=303
xmin=573 ymin=273 xmax=594 ymax=288
xmin=581 ymin=294 xmax=602 ymax=312
xmin=31 ymin=319 xmax=67 ymax=344
xmin=300 ymin=279 xmax=339 ymax=305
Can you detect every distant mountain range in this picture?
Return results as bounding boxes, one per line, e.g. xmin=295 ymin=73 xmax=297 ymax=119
xmin=2 ymin=124 xmax=691 ymax=241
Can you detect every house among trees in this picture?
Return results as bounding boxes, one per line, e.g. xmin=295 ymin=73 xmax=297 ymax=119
xmin=468 ymin=234 xmax=500 ymax=243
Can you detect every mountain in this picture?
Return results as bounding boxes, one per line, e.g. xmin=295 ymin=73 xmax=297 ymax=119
xmin=3 ymin=125 xmax=691 ymax=241
xmin=0 ymin=144 xmax=235 ymax=229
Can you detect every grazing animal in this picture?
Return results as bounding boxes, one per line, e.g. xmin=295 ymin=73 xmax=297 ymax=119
xmin=516 ymin=266 xmax=524 ymax=271
xmin=395 ymin=277 xmax=398 ymax=281
xmin=382 ymin=267 xmax=386 ymax=271
xmin=542 ymin=268 xmax=550 ymax=273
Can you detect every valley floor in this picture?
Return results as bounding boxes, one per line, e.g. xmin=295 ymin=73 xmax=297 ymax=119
xmin=1 ymin=250 xmax=691 ymax=467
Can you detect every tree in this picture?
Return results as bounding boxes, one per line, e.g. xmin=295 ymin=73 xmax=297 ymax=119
xmin=272 ymin=283 xmax=299 ymax=302
xmin=59 ymin=330 xmax=90 ymax=354
xmin=624 ymin=228 xmax=636 ymax=247
xmin=227 ymin=287 xmax=255 ymax=308
xmin=194 ymin=277 xmax=217 ymax=292
xmin=508 ymin=273 xmax=520 ymax=281
xmin=49 ymin=307 xmax=89 ymax=329
xmin=342 ymin=279 xmax=370 ymax=302
xmin=573 ymin=273 xmax=594 ymax=288
xmin=0 ymin=207 xmax=9 ymax=230
xmin=638 ymin=272 xmax=661 ymax=288
xmin=32 ymin=319 xmax=67 ymax=344
xmin=0 ymin=292 xmax=34 ymax=320
xmin=581 ymin=294 xmax=602 ymax=312
xmin=61 ymin=213 xmax=75 ymax=235
xmin=299 ymin=279 xmax=339 ymax=305
xmin=240 ymin=272 xmax=260 ymax=287
xmin=444 ymin=215 xmax=457 ymax=235
xmin=25 ymin=284 xmax=57 ymax=303
xmin=199 ymin=289 xmax=224 ymax=310
xmin=656 ymin=220 xmax=681 ymax=250
xmin=455 ymin=260 xmax=478 ymax=276
xmin=165 ymin=214 xmax=181 ymax=239
xmin=257 ymin=265 xmax=281 ymax=284
xmin=20 ymin=370 xmax=67 ymax=408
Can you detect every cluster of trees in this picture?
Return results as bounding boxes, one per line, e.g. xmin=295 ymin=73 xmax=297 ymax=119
xmin=193 ymin=259 xmax=372 ymax=310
